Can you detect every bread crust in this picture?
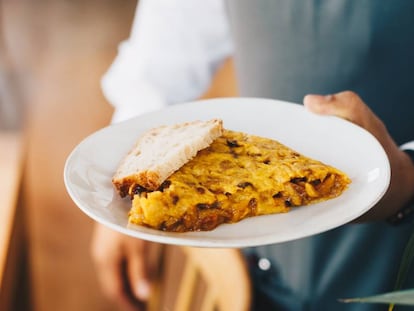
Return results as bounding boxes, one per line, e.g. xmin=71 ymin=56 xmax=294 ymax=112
xmin=112 ymin=119 xmax=223 ymax=197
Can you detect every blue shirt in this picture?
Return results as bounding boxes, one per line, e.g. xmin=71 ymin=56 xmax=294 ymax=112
xmin=225 ymin=1 xmax=414 ymax=310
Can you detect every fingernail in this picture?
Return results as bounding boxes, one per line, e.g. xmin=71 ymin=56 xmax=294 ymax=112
xmin=135 ymin=281 xmax=151 ymax=299
xmin=303 ymin=94 xmax=319 ymax=108
xmin=304 ymin=94 xmax=332 ymax=114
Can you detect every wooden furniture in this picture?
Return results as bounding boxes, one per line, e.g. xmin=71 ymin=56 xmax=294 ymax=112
xmin=0 ymin=131 xmax=26 ymax=311
xmin=149 ymin=246 xmax=251 ymax=311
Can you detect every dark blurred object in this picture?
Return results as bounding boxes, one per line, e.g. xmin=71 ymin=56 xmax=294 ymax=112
xmin=0 ymin=72 xmax=21 ymax=130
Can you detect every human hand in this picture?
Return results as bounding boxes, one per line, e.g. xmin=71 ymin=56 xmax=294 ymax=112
xmin=91 ymin=223 xmax=162 ymax=311
xmin=303 ymin=91 xmax=414 ymax=221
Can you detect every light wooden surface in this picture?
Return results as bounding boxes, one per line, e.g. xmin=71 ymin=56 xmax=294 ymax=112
xmin=150 ymin=246 xmax=251 ymax=311
xmin=0 ymin=132 xmax=23 ymax=284
xmin=0 ymin=131 xmax=24 ymax=311
xmin=182 ymin=247 xmax=251 ymax=311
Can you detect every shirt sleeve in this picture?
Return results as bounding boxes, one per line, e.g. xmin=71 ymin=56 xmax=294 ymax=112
xmin=101 ymin=0 xmax=234 ymax=124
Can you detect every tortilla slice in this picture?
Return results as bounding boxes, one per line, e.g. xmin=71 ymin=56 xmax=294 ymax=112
xmin=128 ymin=129 xmax=351 ymax=232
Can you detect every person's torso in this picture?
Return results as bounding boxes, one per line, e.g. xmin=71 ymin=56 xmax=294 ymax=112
xmin=225 ymin=1 xmax=414 ymax=310
xmin=226 ymin=0 xmax=414 ymax=144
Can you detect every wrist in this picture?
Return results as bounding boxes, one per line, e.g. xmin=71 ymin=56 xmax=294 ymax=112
xmin=387 ymin=141 xmax=414 ymax=225
xmin=401 ymin=141 xmax=414 ymax=165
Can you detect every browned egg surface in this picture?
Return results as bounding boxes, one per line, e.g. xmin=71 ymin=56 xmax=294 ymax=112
xmin=129 ymin=130 xmax=351 ymax=232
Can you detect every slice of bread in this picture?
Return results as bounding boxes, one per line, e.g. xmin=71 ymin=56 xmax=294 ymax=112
xmin=113 ymin=119 xmax=223 ymax=197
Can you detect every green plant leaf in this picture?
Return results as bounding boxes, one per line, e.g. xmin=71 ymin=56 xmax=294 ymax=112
xmin=339 ymin=224 xmax=414 ymax=311
xmin=340 ymin=289 xmax=414 ymax=306
xmin=388 ymin=224 xmax=414 ymax=311
xmin=393 ymin=225 xmax=414 ymax=291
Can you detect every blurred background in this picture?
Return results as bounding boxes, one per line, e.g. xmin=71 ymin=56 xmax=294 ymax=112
xmin=0 ymin=1 xmax=237 ymax=310
xmin=0 ymin=1 xmax=136 ymax=310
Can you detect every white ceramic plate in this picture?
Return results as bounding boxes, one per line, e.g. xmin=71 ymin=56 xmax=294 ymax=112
xmin=64 ymin=97 xmax=390 ymax=248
